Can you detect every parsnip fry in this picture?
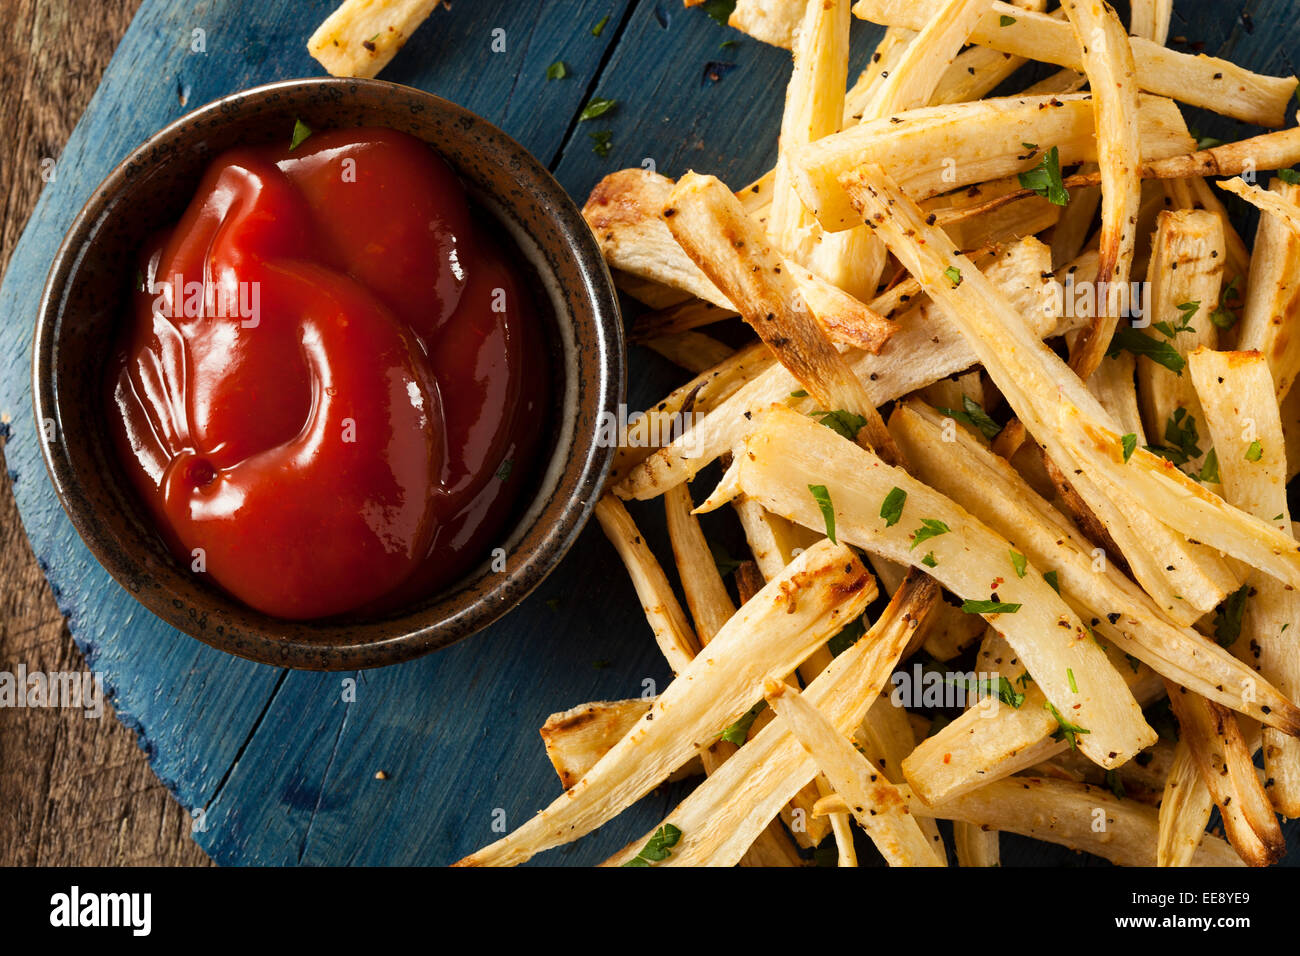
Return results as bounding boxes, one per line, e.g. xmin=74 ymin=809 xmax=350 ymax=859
xmin=603 ymin=572 xmax=939 ymax=866
xmin=663 ymin=172 xmax=897 ymax=459
xmin=455 ymin=539 xmax=875 ymax=866
xmin=851 ymin=0 xmax=1297 ymax=127
xmin=916 ymin=777 xmax=1241 ymax=866
xmin=594 ymin=496 xmax=698 ymax=676
xmin=728 ymin=0 xmax=805 ymax=48
xmin=844 ymin=165 xmax=1300 ymax=605
xmin=1157 ymin=739 xmax=1214 ymax=867
xmin=793 ymin=93 xmax=1191 ymax=231
xmin=584 ymin=168 xmax=894 ymax=351
xmin=1135 ymin=210 xmax=1225 ymax=471
xmin=935 ymin=128 xmax=1300 ymax=230
xmin=665 ymin=483 xmax=735 ymax=644
xmin=1219 ymin=176 xmax=1300 ymax=236
xmin=707 ymin=403 xmax=1155 ymax=767
xmin=768 ymin=0 xmax=853 ymax=271
xmin=889 ymin=400 xmax=1300 ymax=732
xmin=764 ymin=679 xmax=945 ymax=866
xmin=1189 ymin=347 xmax=1300 ymax=818
xmin=1239 ymin=177 xmax=1300 ymax=401
xmin=307 ymin=0 xmax=440 ymax=78
xmin=1166 ymin=686 xmax=1285 ymax=866
xmin=1129 ymin=0 xmax=1171 ymax=45
xmin=1060 ymin=0 xmax=1142 ymax=382
xmin=615 ymin=237 xmax=1056 ymax=500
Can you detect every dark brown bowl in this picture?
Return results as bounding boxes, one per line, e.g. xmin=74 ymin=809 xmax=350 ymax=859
xmin=32 ymin=77 xmax=623 ymax=670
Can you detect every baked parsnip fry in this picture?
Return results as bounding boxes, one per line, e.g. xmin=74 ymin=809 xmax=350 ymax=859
xmin=764 ymin=679 xmax=945 ymax=866
xmin=844 ymin=165 xmax=1300 ymax=601
xmin=889 ymin=400 xmax=1300 ymax=732
xmin=1157 ymin=739 xmax=1215 ymax=867
xmin=615 ymin=238 xmax=1056 ymax=500
xmin=584 ymin=168 xmax=894 ymax=351
xmin=852 ymin=0 xmax=1297 ymax=126
xmin=1135 ymin=210 xmax=1225 ymax=472
xmin=1189 ymin=348 xmax=1300 ymax=818
xmin=455 ymin=539 xmax=875 ymax=866
xmin=594 ymin=496 xmax=698 ymax=676
xmin=602 ymin=573 xmax=939 ymax=866
xmin=663 ymin=171 xmax=897 ymax=458
xmin=1238 ymin=177 xmax=1300 ymax=401
xmin=1165 ymin=685 xmax=1285 ymax=866
xmin=1060 ymin=0 xmax=1142 ymax=382
xmin=703 ymin=404 xmax=1155 ymax=767
xmin=793 ymin=93 xmax=1191 ymax=231
xmin=307 ymin=0 xmax=440 ymax=78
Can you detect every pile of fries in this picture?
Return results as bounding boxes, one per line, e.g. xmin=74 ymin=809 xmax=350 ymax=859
xmin=448 ymin=0 xmax=1300 ymax=867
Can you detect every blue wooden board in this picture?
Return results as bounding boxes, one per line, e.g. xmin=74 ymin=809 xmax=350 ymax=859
xmin=1 ymin=0 xmax=1297 ymax=866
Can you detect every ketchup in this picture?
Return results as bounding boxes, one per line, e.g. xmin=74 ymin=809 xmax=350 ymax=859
xmin=108 ymin=127 xmax=547 ymax=620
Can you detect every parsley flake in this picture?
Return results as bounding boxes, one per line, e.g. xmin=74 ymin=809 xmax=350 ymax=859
xmin=1018 ymin=145 xmax=1068 ymax=206
xmin=623 ymin=824 xmax=682 ymax=866
xmin=809 ymin=484 xmax=837 ymax=544
xmin=880 ymin=487 xmax=907 ymax=527
xmin=910 ymin=518 xmax=950 ymax=550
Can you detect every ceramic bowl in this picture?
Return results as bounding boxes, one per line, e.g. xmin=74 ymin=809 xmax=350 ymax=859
xmin=32 ymin=77 xmax=623 ymax=669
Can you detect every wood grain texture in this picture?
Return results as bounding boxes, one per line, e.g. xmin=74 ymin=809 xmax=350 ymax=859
xmin=0 ymin=0 xmax=209 ymax=867
xmin=0 ymin=0 xmax=1297 ymax=867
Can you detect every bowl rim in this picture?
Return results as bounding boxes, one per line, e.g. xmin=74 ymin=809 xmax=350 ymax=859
xmin=31 ymin=76 xmax=625 ymax=670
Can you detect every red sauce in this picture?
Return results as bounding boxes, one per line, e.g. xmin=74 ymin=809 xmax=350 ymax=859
xmin=108 ymin=127 xmax=547 ymax=620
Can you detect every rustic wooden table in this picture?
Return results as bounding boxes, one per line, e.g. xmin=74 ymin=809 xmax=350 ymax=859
xmin=0 ymin=0 xmax=208 ymax=866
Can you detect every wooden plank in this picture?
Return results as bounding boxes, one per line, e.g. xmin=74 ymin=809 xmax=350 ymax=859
xmin=3 ymin=0 xmax=1299 ymax=867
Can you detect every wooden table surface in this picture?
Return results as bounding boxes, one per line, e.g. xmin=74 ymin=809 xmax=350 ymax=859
xmin=0 ymin=0 xmax=208 ymax=866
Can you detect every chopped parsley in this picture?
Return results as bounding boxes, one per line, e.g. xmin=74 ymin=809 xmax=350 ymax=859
xmin=1153 ymin=301 xmax=1199 ymax=339
xmin=1107 ymin=325 xmax=1186 ymax=374
xmin=589 ymin=130 xmax=613 ymax=157
xmin=1146 ymin=408 xmax=1202 ymax=467
xmin=622 ymin=823 xmax=682 ymax=866
xmin=1280 ymin=168 xmax=1300 ymax=185
xmin=1009 ymin=550 xmax=1028 ymax=578
xmin=703 ymin=0 xmax=736 ymax=26
xmin=789 ymin=389 xmax=808 ymax=398
xmin=910 ymin=518 xmax=951 ymax=550
xmin=1018 ymin=145 xmax=1068 ymax=206
xmin=1121 ymin=433 xmax=1137 ymax=462
xmin=828 ymin=614 xmax=867 ymax=656
xmin=1043 ymin=570 xmax=1061 ymax=593
xmin=880 ymin=487 xmax=907 ymax=527
xmin=944 ymin=266 xmax=963 ymax=286
xmin=1105 ymin=769 xmax=1126 ymax=800
xmin=937 ymin=395 xmax=1002 ymax=441
xmin=591 ymin=14 xmax=610 ymax=36
xmin=719 ymin=701 xmax=765 ymax=746
xmin=496 ymin=458 xmax=514 ymax=481
xmin=1199 ymin=447 xmax=1220 ymax=483
xmin=1246 ymin=440 xmax=1263 ymax=461
xmin=289 ymin=118 xmax=313 ymax=151
xmin=961 ymin=599 xmax=1022 ymax=614
xmin=809 ymin=484 xmax=837 ymax=544
xmin=921 ymin=551 xmax=938 ymax=568
xmin=947 ymin=674 xmax=1025 ymax=708
xmin=1210 ymin=276 xmax=1241 ymax=330
xmin=1213 ymin=584 xmax=1249 ymax=648
xmin=999 ymin=14 xmax=1017 ymax=25
xmin=579 ymin=97 xmax=618 ymax=120
xmin=813 ymin=409 xmax=869 ymax=441
xmin=546 ymin=61 xmax=569 ymax=80
xmin=1044 ymin=701 xmax=1090 ymax=750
